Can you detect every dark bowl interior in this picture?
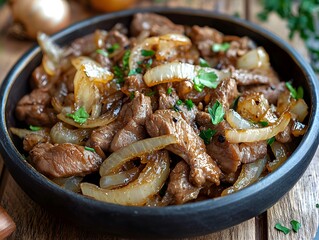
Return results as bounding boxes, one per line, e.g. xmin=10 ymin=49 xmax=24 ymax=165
xmin=1 ymin=8 xmax=319 ymax=239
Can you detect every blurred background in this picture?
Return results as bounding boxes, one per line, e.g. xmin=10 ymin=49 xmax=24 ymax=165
xmin=0 ymin=0 xmax=318 ymax=76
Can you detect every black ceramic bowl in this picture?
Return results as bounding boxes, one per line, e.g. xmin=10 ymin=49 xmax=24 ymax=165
xmin=1 ymin=8 xmax=319 ymax=239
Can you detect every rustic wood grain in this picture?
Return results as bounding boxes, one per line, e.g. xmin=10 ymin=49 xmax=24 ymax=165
xmin=0 ymin=0 xmax=318 ymax=239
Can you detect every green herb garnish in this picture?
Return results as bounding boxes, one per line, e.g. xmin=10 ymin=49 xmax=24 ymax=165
xmin=199 ymin=129 xmax=217 ymax=144
xmin=167 ymin=87 xmax=172 ymax=95
xmin=128 ymin=67 xmax=142 ymax=76
xmin=141 ymin=49 xmax=155 ymax=57
xmin=316 ymin=203 xmax=319 ymax=208
xmin=185 ymin=99 xmax=194 ymax=110
xmin=96 ymin=49 xmax=109 ymax=57
xmin=107 ymin=43 xmax=120 ymax=54
xmin=84 ymin=146 xmax=95 ymax=152
xmin=208 ymin=100 xmax=225 ymax=125
xmin=130 ymin=91 xmax=135 ymax=100
xmin=66 ymin=107 xmax=89 ymax=124
xmin=193 ymin=69 xmax=219 ymax=92
xmin=122 ymin=50 xmax=130 ymax=69
xmin=290 ymin=220 xmax=301 ymax=233
xmin=29 ymin=125 xmax=42 ymax=131
xmin=212 ymin=42 xmax=230 ymax=52
xmin=275 ymin=223 xmax=291 ymax=235
xmin=176 ymin=99 xmax=183 ymax=106
xmin=113 ymin=65 xmax=124 ymax=83
xmin=267 ymin=136 xmax=276 ymax=145
xmin=259 ymin=121 xmax=269 ymax=127
xmin=199 ymin=58 xmax=210 ymax=67
xmin=285 ymin=82 xmax=304 ymax=99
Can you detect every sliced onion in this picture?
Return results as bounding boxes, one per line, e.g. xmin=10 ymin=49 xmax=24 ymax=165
xmin=221 ymin=156 xmax=267 ymax=196
xmin=52 ymin=176 xmax=83 ymax=193
xmin=237 ymin=47 xmax=270 ymax=70
xmin=10 ymin=127 xmax=49 ymax=139
xmin=57 ymin=111 xmax=117 ymax=129
xmin=81 ymin=153 xmax=170 ymax=206
xmin=143 ymin=62 xmax=230 ymax=87
xmin=50 ymin=122 xmax=91 ymax=144
xmin=289 ymin=98 xmax=308 ymax=122
xmin=267 ymin=141 xmax=289 ymax=172
xmin=99 ymin=167 xmax=140 ymax=189
xmin=225 ymin=109 xmax=257 ymax=129
xmin=99 ymin=135 xmax=178 ymax=176
xmin=291 ymin=120 xmax=307 ymax=137
xmin=225 ymin=112 xmax=291 ymax=143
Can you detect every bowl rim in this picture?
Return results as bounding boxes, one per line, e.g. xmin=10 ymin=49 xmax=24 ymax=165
xmin=1 ymin=7 xmax=319 ymax=216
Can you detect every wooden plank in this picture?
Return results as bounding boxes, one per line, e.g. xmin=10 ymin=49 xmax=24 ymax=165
xmin=267 ymin=146 xmax=319 ymax=240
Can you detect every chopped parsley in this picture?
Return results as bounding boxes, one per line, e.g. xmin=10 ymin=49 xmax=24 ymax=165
xmin=185 ymin=99 xmax=194 ymax=110
xmin=259 ymin=121 xmax=269 ymax=127
xmin=29 ymin=125 xmax=42 ymax=131
xmin=285 ymin=82 xmax=304 ymax=99
xmin=128 ymin=67 xmax=142 ymax=76
xmin=212 ymin=42 xmax=230 ymax=52
xmin=208 ymin=100 xmax=225 ymax=125
xmin=107 ymin=43 xmax=120 ymax=54
xmin=193 ymin=68 xmax=219 ymax=92
xmin=275 ymin=223 xmax=291 ymax=235
xmin=316 ymin=203 xmax=319 ymax=208
xmin=122 ymin=50 xmax=130 ymax=69
xmin=199 ymin=129 xmax=217 ymax=144
xmin=66 ymin=107 xmax=89 ymax=124
xmin=199 ymin=57 xmax=210 ymax=67
xmin=146 ymin=91 xmax=156 ymax=96
xmin=113 ymin=65 xmax=124 ymax=83
xmin=267 ymin=136 xmax=275 ymax=145
xmin=176 ymin=99 xmax=183 ymax=106
xmin=129 ymin=91 xmax=135 ymax=100
xmin=84 ymin=146 xmax=95 ymax=152
xmin=141 ymin=49 xmax=155 ymax=57
xmin=167 ymin=87 xmax=172 ymax=95
xmin=113 ymin=50 xmax=130 ymax=84
xmin=96 ymin=49 xmax=109 ymax=57
xmin=290 ymin=220 xmax=301 ymax=233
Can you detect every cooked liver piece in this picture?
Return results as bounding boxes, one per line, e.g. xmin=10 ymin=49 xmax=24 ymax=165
xmin=239 ymin=141 xmax=267 ymax=164
xmin=189 ymin=25 xmax=223 ymax=57
xmin=166 ymin=161 xmax=201 ymax=205
xmin=23 ymin=130 xmax=51 ymax=152
xmin=231 ymin=68 xmax=280 ymax=86
xmin=15 ymin=88 xmax=56 ymax=127
xmin=130 ymin=13 xmax=184 ymax=37
xmin=146 ymin=109 xmax=221 ymax=187
xmin=30 ymin=143 xmax=103 ymax=178
xmin=89 ymin=93 xmax=152 ymax=152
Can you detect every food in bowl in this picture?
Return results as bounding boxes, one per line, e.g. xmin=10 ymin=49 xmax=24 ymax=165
xmin=10 ymin=13 xmax=308 ymax=207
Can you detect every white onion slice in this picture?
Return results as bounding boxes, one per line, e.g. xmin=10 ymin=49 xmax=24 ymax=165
xmin=99 ymin=167 xmax=140 ymax=189
xmin=221 ymin=156 xmax=267 ymax=196
xmin=225 ymin=109 xmax=257 ymax=129
xmin=99 ymin=135 xmax=178 ymax=176
xmin=225 ymin=112 xmax=291 ymax=143
xmin=267 ymin=141 xmax=289 ymax=172
xmin=289 ymin=98 xmax=308 ymax=122
xmin=237 ymin=47 xmax=270 ymax=70
xmin=81 ymin=153 xmax=170 ymax=206
xmin=50 ymin=122 xmax=91 ymax=144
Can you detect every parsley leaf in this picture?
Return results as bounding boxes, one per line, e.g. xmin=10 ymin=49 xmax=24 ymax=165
xmin=167 ymin=87 xmax=172 ymax=95
xmin=107 ymin=43 xmax=120 ymax=54
xmin=130 ymin=91 xmax=135 ymax=100
xmin=193 ymin=69 xmax=219 ymax=92
xmin=199 ymin=58 xmax=210 ymax=67
xmin=290 ymin=220 xmax=301 ymax=233
xmin=185 ymin=99 xmax=194 ymax=110
xmin=285 ymin=82 xmax=304 ymax=99
xmin=122 ymin=50 xmax=130 ymax=69
xmin=128 ymin=67 xmax=142 ymax=76
xmin=267 ymin=136 xmax=275 ymax=145
xmin=141 ymin=49 xmax=155 ymax=57
xmin=275 ymin=223 xmax=291 ymax=235
xmin=84 ymin=146 xmax=95 ymax=152
xmin=96 ymin=49 xmax=108 ymax=57
xmin=199 ymin=129 xmax=217 ymax=144
xmin=66 ymin=107 xmax=89 ymax=124
xmin=113 ymin=65 xmax=124 ymax=83
xmin=176 ymin=99 xmax=183 ymax=105
xmin=208 ymin=100 xmax=225 ymax=125
xmin=29 ymin=125 xmax=42 ymax=131
xmin=259 ymin=121 xmax=269 ymax=127
xmin=316 ymin=203 xmax=319 ymax=208
xmin=212 ymin=42 xmax=230 ymax=52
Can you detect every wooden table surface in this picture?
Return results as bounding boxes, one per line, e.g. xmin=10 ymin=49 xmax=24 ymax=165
xmin=0 ymin=1 xmax=318 ymax=239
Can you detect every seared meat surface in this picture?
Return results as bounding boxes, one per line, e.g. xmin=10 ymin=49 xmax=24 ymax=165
xmin=30 ymin=143 xmax=102 ymax=178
